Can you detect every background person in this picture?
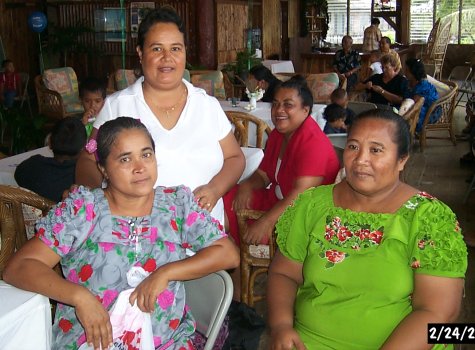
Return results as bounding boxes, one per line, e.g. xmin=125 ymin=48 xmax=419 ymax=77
xmin=79 ymin=77 xmax=107 ymax=138
xmin=0 ymin=59 xmax=21 ymax=109
xmin=247 ymin=64 xmax=281 ymax=103
xmin=267 ymin=109 xmax=467 ymax=350
xmin=379 ymin=36 xmax=401 ymax=73
xmin=330 ymin=88 xmax=355 ymax=126
xmin=323 ymin=103 xmax=347 ymax=134
xmin=333 ymin=35 xmax=361 ymax=91
xmin=362 ymin=18 xmax=382 ymax=52
xmin=14 ymin=117 xmax=86 ymax=202
xmin=4 ymin=117 xmax=239 ymax=350
xmin=75 ymin=7 xmax=245 ymax=224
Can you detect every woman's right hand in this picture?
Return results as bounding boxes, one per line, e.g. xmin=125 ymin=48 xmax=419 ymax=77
xmin=75 ymin=290 xmax=113 ymax=350
xmin=270 ymin=325 xmax=307 ymax=350
xmin=365 ymin=81 xmax=373 ymax=90
xmin=232 ymin=184 xmax=253 ymax=211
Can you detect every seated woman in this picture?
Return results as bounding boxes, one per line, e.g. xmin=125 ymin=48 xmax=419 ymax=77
xmin=224 ymin=75 xmax=340 ymax=248
xmin=405 ymin=58 xmax=441 ymax=132
xmin=3 ymin=117 xmax=239 ymax=350
xmin=267 ymin=109 xmax=467 ymax=349
xmin=379 ymin=36 xmax=402 ymax=73
xmin=361 ymin=53 xmax=409 ymax=109
xmin=248 ymin=64 xmax=282 ymax=103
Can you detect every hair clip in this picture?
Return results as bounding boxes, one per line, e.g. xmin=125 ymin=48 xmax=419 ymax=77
xmin=85 ymin=139 xmax=97 ymax=154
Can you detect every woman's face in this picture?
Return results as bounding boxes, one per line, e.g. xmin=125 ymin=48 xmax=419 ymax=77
xmin=379 ymin=40 xmax=390 ymax=53
xmin=382 ymin=62 xmax=397 ymax=80
xmin=271 ymin=87 xmax=310 ymax=137
xmin=100 ymin=128 xmax=157 ymax=198
xmin=344 ymin=118 xmax=407 ymax=197
xmin=136 ymin=22 xmax=186 ymax=90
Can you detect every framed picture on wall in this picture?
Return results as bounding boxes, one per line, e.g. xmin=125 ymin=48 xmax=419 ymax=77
xmin=94 ymin=8 xmax=127 ymax=42
xmin=130 ymin=2 xmax=155 ymax=38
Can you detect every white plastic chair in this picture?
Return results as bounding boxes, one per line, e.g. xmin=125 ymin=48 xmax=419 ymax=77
xmin=184 ymin=270 xmax=233 ymax=350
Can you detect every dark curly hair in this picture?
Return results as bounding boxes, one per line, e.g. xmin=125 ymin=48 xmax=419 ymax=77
xmin=275 ymin=75 xmax=313 ymax=116
xmin=137 ymin=6 xmax=184 ymax=49
xmin=405 ymin=58 xmax=427 ymax=82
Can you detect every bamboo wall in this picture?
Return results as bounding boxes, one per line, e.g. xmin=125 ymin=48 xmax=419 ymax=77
xmin=262 ymin=0 xmax=280 ymax=59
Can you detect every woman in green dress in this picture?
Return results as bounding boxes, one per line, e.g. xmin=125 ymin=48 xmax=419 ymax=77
xmin=267 ymin=109 xmax=468 ymax=349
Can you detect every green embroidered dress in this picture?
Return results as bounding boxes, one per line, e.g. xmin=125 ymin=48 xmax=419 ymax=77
xmin=276 ymin=185 xmax=467 ymax=350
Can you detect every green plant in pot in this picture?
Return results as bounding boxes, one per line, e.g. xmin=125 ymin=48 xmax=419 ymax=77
xmin=223 ymin=49 xmax=262 ymax=84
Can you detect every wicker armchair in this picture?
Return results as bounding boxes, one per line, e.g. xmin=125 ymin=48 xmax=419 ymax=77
xmin=0 ymin=185 xmax=54 ymax=278
xmin=236 ymin=209 xmax=277 ymax=307
xmin=402 ymin=97 xmax=425 ymax=145
xmin=418 ymin=81 xmax=458 ymax=151
xmin=225 ymin=111 xmax=272 ymax=148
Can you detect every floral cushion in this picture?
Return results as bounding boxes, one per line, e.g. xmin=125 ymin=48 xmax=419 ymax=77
xmin=305 ymin=73 xmax=340 ymax=103
xmin=191 ymin=71 xmax=226 ymax=100
xmin=43 ymin=67 xmax=82 ymax=108
xmin=115 ymin=69 xmax=139 ymax=91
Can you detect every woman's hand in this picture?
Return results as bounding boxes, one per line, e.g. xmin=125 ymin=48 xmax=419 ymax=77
xmin=194 ymin=184 xmax=219 ymax=212
xmin=365 ymin=81 xmax=373 ymax=90
xmin=75 ymin=290 xmax=113 ymax=350
xmin=270 ymin=325 xmax=307 ymax=350
xmin=371 ymin=84 xmax=384 ymax=95
xmin=244 ymin=216 xmax=274 ymax=245
xmin=232 ymin=184 xmax=253 ymax=211
xmin=129 ymin=269 xmax=169 ymax=313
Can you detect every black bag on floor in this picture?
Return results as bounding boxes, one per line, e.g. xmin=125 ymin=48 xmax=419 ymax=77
xmin=221 ymin=300 xmax=266 ymax=350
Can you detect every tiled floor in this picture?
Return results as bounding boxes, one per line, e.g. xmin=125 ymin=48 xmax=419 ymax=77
xmin=255 ymin=104 xmax=475 ymax=349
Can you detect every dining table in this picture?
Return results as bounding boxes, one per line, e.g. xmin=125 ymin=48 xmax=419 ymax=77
xmin=0 ymin=281 xmax=52 ymax=349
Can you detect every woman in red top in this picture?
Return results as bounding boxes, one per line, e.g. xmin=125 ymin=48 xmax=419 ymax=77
xmin=0 ymin=59 xmax=21 ymax=108
xmin=224 ymin=76 xmax=340 ymax=247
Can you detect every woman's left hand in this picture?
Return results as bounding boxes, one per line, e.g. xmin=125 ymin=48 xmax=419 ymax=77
xmin=244 ymin=217 xmax=274 ymax=245
xmin=372 ymin=84 xmax=384 ymax=95
xmin=194 ymin=184 xmax=219 ymax=212
xmin=129 ymin=270 xmax=169 ymax=313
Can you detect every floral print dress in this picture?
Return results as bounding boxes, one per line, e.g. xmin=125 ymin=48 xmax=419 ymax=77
xmin=276 ymin=185 xmax=467 ymax=350
xmin=36 ymin=185 xmax=226 ymax=350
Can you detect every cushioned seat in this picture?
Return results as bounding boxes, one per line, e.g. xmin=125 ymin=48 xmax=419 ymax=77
xmin=190 ymin=70 xmax=226 ymax=100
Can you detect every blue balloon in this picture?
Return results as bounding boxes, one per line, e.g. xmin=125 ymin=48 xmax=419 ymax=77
xmin=28 ymin=11 xmax=47 ymax=33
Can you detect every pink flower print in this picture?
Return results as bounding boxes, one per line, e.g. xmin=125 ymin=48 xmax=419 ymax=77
xmin=67 ymin=269 xmax=79 ymax=283
xmin=147 ymin=227 xmax=158 ymax=243
xmin=53 ymin=222 xmax=64 ymax=234
xmin=157 ymin=289 xmax=175 ymax=309
xmin=85 ymin=204 xmax=95 ymax=221
xmin=153 ymin=336 xmax=162 ymax=347
xmin=73 ymin=198 xmax=84 ymax=215
xmin=102 ymin=289 xmax=119 ymax=308
xmin=165 ymin=241 xmax=176 ymax=252
xmin=54 ymin=207 xmax=63 ymax=216
xmin=169 ymin=205 xmax=176 ymax=212
xmin=78 ymin=333 xmax=86 ymax=346
xmin=57 ymin=244 xmax=70 ymax=255
xmin=99 ymin=242 xmax=115 ymax=252
xmin=186 ymin=211 xmax=198 ymax=226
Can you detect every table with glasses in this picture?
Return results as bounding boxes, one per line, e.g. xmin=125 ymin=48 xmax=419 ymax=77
xmin=0 ymin=146 xmax=52 ymax=186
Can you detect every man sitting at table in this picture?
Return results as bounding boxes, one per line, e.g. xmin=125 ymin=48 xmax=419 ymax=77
xmin=14 ymin=117 xmax=86 ymax=202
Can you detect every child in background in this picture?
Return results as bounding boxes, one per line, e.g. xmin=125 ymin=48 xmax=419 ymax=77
xmin=369 ymin=50 xmax=383 ymax=76
xmin=14 ymin=118 xmax=86 ymax=202
xmin=0 ymin=59 xmax=21 ymax=109
xmin=330 ymin=88 xmax=356 ymax=126
xmin=79 ymin=77 xmax=106 ymax=137
xmin=323 ymin=103 xmax=347 ymax=134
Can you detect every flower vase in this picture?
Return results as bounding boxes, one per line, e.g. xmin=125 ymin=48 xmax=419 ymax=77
xmin=250 ymin=96 xmax=257 ymax=110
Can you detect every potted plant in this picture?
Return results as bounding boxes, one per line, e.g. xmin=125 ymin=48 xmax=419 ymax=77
xmin=222 ymin=49 xmax=262 ymax=84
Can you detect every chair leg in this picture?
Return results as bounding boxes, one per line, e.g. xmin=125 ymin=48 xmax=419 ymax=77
xmin=240 ymin=255 xmax=250 ymax=306
xmin=419 ymin=130 xmax=426 ymax=152
xmin=449 ymin=125 xmax=457 ymax=145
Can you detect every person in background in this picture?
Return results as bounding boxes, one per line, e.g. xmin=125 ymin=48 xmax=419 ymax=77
xmin=75 ymin=7 xmax=245 ymax=225
xmin=4 ymin=117 xmax=239 ymax=350
xmin=14 ymin=118 xmax=86 ymax=202
xmin=369 ymin=50 xmax=383 ymax=76
xmin=267 ymin=109 xmax=467 ymax=350
xmin=333 ymin=35 xmax=361 ymax=91
xmin=361 ymin=54 xmax=409 ymax=109
xmin=0 ymin=59 xmax=21 ymax=109
xmin=362 ymin=18 xmax=382 ymax=52
xmin=224 ymin=76 xmax=340 ymax=300
xmin=323 ymin=103 xmax=347 ymax=134
xmin=79 ymin=77 xmax=107 ymax=138
xmin=405 ymin=58 xmax=441 ymax=133
xmin=248 ymin=64 xmax=282 ymax=103
xmin=330 ymin=88 xmax=355 ymax=126
xmin=379 ymin=36 xmax=401 ymax=73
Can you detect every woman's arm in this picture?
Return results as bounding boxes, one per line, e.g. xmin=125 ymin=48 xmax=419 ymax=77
xmin=381 ymin=274 xmax=464 ymax=349
xmin=371 ymin=85 xmax=404 ymax=105
xmin=268 ymin=251 xmax=307 ymax=350
xmin=244 ymin=176 xmax=323 ymax=244
xmin=75 ymin=128 xmax=103 ymax=188
xmin=129 ymin=236 xmax=239 ymax=312
xmin=232 ymin=169 xmax=269 ymax=211
xmin=3 ymin=238 xmax=113 ymax=350
xmin=193 ymin=132 xmax=245 ymax=210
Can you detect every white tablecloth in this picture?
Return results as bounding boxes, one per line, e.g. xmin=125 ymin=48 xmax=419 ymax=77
xmin=240 ymin=147 xmax=264 ymax=183
xmin=0 ymin=281 xmax=52 ymax=350
xmin=262 ymin=60 xmax=295 ymax=74
xmin=220 ymin=101 xmax=327 ymax=146
xmin=0 ymin=147 xmax=52 ymax=186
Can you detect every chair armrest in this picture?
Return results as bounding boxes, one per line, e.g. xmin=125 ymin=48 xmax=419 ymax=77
xmin=236 ymin=208 xmax=277 ymax=258
xmin=422 ymin=83 xmax=458 ymax=127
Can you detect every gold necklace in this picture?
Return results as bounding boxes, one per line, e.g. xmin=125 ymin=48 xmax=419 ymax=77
xmin=156 ymin=86 xmax=187 ymax=118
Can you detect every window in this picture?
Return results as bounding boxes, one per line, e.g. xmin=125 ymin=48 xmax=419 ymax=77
xmin=410 ymin=0 xmax=475 ymax=44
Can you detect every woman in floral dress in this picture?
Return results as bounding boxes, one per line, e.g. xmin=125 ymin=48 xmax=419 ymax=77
xmin=267 ymin=109 xmax=467 ymax=349
xmin=4 ymin=117 xmax=239 ymax=350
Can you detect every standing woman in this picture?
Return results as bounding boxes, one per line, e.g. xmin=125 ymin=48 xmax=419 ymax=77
xmin=267 ymin=110 xmax=467 ymax=349
xmin=76 ymin=7 xmax=245 ymax=223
